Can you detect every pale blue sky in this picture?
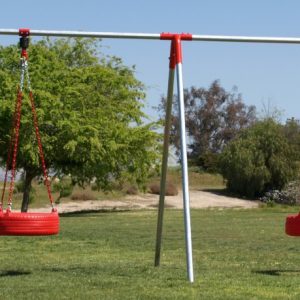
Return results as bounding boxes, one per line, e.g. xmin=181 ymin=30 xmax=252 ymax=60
xmin=1 ymin=1 xmax=300 ymax=121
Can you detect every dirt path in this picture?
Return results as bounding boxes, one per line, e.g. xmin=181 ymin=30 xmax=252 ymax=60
xmin=32 ymin=190 xmax=259 ymax=213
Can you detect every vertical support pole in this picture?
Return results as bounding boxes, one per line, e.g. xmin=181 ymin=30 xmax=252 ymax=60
xmin=155 ymin=33 xmax=194 ymax=282
xmin=174 ymin=35 xmax=194 ymax=283
xmin=155 ymin=40 xmax=176 ymax=267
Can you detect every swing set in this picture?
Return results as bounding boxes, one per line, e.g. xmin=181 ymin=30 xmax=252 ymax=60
xmin=0 ymin=28 xmax=300 ymax=283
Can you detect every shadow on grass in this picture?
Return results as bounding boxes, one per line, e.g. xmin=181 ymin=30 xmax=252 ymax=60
xmin=252 ymin=269 xmax=300 ymax=276
xmin=60 ymin=208 xmax=132 ymax=218
xmin=201 ymin=188 xmax=233 ymax=196
xmin=0 ymin=270 xmax=31 ymax=277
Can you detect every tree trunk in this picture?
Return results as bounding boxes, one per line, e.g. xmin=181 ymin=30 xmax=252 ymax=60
xmin=21 ymin=171 xmax=35 ymax=212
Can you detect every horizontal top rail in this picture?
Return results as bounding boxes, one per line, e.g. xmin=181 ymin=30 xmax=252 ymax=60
xmin=1 ymin=29 xmax=300 ymax=44
xmin=0 ymin=29 xmax=161 ymax=40
xmin=192 ymin=34 xmax=300 ymax=44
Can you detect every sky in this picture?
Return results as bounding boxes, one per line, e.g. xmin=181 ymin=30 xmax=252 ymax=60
xmin=1 ymin=0 xmax=300 ymax=122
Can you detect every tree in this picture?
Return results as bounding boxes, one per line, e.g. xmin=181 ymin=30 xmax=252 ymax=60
xmin=283 ymin=117 xmax=300 ymax=159
xmin=158 ymin=80 xmax=256 ymax=170
xmin=219 ymin=119 xmax=297 ymax=198
xmin=0 ymin=38 xmax=159 ymax=211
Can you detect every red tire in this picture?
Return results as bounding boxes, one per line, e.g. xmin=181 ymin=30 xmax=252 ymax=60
xmin=285 ymin=213 xmax=300 ymax=236
xmin=0 ymin=209 xmax=59 ymax=236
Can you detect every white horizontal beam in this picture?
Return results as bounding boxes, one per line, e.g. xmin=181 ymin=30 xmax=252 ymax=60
xmin=192 ymin=34 xmax=300 ymax=44
xmin=1 ymin=29 xmax=300 ymax=44
xmin=0 ymin=29 xmax=160 ymax=40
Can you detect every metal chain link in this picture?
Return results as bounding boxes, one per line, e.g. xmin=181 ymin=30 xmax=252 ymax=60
xmin=24 ymin=59 xmax=31 ymax=91
xmin=19 ymin=57 xmax=26 ymax=91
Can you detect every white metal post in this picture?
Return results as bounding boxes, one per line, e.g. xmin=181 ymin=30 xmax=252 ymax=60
xmin=174 ymin=38 xmax=194 ymax=283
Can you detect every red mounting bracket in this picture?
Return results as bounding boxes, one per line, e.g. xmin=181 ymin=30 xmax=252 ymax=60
xmin=160 ymin=33 xmax=193 ymax=69
xmin=18 ymin=28 xmax=30 ymax=59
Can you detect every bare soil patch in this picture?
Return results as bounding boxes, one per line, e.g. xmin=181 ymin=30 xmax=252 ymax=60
xmin=32 ymin=190 xmax=259 ymax=213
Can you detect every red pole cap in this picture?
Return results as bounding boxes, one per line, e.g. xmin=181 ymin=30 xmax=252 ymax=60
xmin=19 ymin=28 xmax=30 ymax=37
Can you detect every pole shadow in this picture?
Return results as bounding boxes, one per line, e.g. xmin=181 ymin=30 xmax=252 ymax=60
xmin=0 ymin=270 xmax=31 ymax=277
xmin=252 ymin=269 xmax=300 ymax=276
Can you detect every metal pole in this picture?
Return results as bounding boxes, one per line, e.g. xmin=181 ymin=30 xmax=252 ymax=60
xmin=154 ymin=40 xmax=176 ymax=267
xmin=192 ymin=34 xmax=300 ymax=44
xmin=1 ymin=29 xmax=300 ymax=44
xmin=174 ymin=38 xmax=194 ymax=283
xmin=0 ymin=28 xmax=160 ymax=40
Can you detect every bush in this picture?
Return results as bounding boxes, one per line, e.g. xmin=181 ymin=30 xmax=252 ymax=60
xmin=148 ymin=182 xmax=178 ymax=196
xmin=70 ymin=191 xmax=97 ymax=201
xmin=260 ymin=190 xmax=289 ymax=206
xmin=219 ymin=119 xmax=298 ymax=198
xmin=196 ymin=152 xmax=220 ymax=173
xmin=126 ymin=186 xmax=138 ymax=195
xmin=260 ymin=181 xmax=300 ymax=205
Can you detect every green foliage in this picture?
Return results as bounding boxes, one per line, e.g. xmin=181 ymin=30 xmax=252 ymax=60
xmin=14 ymin=180 xmax=35 ymax=203
xmin=283 ymin=117 xmax=300 ymax=160
xmin=14 ymin=180 xmax=25 ymax=193
xmin=52 ymin=179 xmax=73 ymax=203
xmin=0 ymin=38 xmax=159 ymax=199
xmin=196 ymin=151 xmax=220 ymax=173
xmin=219 ymin=119 xmax=298 ymax=197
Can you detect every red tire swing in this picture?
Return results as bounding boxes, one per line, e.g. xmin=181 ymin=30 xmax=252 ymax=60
xmin=285 ymin=214 xmax=300 ymax=236
xmin=0 ymin=29 xmax=59 ymax=236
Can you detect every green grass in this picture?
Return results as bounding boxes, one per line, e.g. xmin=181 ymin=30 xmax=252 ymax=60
xmin=1 ymin=207 xmax=300 ymax=299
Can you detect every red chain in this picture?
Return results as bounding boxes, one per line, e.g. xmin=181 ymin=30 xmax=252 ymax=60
xmin=2 ymin=49 xmax=54 ymax=209
xmin=29 ymin=91 xmax=53 ymax=205
xmin=1 ymin=89 xmax=22 ymax=207
xmin=7 ymin=89 xmax=23 ymax=207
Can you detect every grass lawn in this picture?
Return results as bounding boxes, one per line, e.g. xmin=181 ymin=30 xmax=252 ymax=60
xmin=1 ymin=207 xmax=300 ymax=299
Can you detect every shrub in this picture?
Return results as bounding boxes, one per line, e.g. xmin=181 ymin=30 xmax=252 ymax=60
xmin=70 ymin=191 xmax=97 ymax=201
xmin=219 ymin=119 xmax=298 ymax=198
xmin=126 ymin=186 xmax=138 ymax=195
xmin=260 ymin=181 xmax=300 ymax=205
xmin=260 ymin=190 xmax=289 ymax=206
xmin=148 ymin=182 xmax=178 ymax=196
xmin=196 ymin=152 xmax=220 ymax=173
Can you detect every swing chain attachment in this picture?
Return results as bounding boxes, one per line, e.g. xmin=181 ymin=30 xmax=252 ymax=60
xmin=19 ymin=28 xmax=30 ymax=60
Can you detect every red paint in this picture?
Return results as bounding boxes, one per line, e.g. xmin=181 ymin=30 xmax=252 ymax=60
xmin=21 ymin=49 xmax=28 ymax=59
xmin=160 ymin=32 xmax=192 ymax=41
xmin=174 ymin=34 xmax=182 ymax=65
xmin=286 ymin=213 xmax=300 ymax=236
xmin=19 ymin=28 xmax=30 ymax=36
xmin=161 ymin=33 xmax=191 ymax=69
xmin=0 ymin=210 xmax=59 ymax=236
xmin=169 ymin=39 xmax=176 ymax=69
